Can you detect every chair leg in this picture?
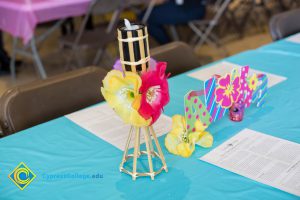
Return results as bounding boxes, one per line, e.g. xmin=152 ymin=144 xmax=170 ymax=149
xmin=74 ymin=49 xmax=84 ymax=68
xmin=107 ymin=8 xmax=122 ymax=33
xmin=30 ymin=37 xmax=47 ymax=79
xmin=189 ymin=22 xmax=229 ymax=57
xmin=208 ymin=33 xmax=221 ymax=47
xmin=189 ymin=23 xmax=215 ymax=47
xmin=169 ymin=25 xmax=179 ymax=41
xmin=93 ymin=48 xmax=105 ymax=66
xmin=65 ymin=47 xmax=82 ymax=70
xmin=142 ymin=0 xmax=156 ymax=23
xmin=10 ymin=37 xmax=18 ymax=80
xmin=189 ymin=34 xmax=199 ymax=46
xmin=189 ymin=22 xmax=206 ymax=47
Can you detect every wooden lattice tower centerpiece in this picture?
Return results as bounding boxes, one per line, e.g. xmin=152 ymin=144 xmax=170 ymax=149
xmin=117 ymin=20 xmax=168 ymax=180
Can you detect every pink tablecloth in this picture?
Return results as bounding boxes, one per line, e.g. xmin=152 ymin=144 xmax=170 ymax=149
xmin=0 ymin=0 xmax=91 ymax=44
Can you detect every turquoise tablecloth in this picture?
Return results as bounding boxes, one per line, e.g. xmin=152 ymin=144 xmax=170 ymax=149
xmin=0 ymin=37 xmax=299 ymax=200
xmin=258 ymin=35 xmax=300 ymax=57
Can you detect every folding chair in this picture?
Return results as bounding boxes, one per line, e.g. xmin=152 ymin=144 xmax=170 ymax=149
xmin=60 ymin=0 xmax=124 ymax=68
xmin=10 ymin=19 xmax=66 ymax=80
xmin=0 ymin=66 xmax=107 ymax=136
xmin=141 ymin=0 xmax=157 ymax=23
xmin=123 ymin=0 xmax=157 ymax=23
xmin=151 ymin=42 xmax=201 ymax=77
xmin=188 ymin=0 xmax=231 ymax=48
xmin=269 ymin=8 xmax=300 ymax=41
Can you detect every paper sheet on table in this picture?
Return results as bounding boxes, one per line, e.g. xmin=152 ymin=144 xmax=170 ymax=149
xmin=66 ymin=103 xmax=172 ymax=151
xmin=188 ymin=61 xmax=287 ymax=88
xmin=286 ymin=33 xmax=300 ymax=44
xmin=200 ymin=129 xmax=300 ymax=196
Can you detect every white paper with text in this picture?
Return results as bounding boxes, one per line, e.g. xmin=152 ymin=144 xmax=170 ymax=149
xmin=200 ymin=129 xmax=300 ymax=196
xmin=66 ymin=103 xmax=172 ymax=150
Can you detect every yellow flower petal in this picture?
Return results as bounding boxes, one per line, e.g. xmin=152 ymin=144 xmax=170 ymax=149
xmin=101 ymin=88 xmax=150 ymax=126
xmin=196 ymin=131 xmax=213 ymax=148
xmin=169 ymin=128 xmax=184 ymax=137
xmin=188 ymin=131 xmax=201 ymax=143
xmin=165 ymin=133 xmax=181 ymax=155
xmin=132 ymin=94 xmax=141 ymax=111
xmin=194 ymin=120 xmax=207 ymax=133
xmin=176 ymin=143 xmax=194 ymax=158
xmin=101 ymin=70 xmax=150 ymax=127
xmin=165 ymin=115 xmax=213 ymax=158
xmin=165 ymin=115 xmax=196 ymax=157
xmin=103 ymin=70 xmax=141 ymax=92
xmin=170 ymin=115 xmax=187 ymax=136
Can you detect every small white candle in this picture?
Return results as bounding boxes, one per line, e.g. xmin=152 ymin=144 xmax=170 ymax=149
xmin=124 ymin=19 xmax=139 ymax=31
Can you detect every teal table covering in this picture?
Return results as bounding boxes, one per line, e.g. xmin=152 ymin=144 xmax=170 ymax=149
xmin=0 ymin=37 xmax=299 ymax=200
xmin=258 ymin=36 xmax=300 ymax=57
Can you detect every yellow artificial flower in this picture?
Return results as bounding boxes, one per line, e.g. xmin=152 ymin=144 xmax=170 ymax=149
xmin=193 ymin=120 xmax=213 ymax=148
xmin=165 ymin=115 xmax=213 ymax=158
xmin=196 ymin=131 xmax=214 ymax=148
xmin=248 ymin=74 xmax=258 ymax=91
xmin=101 ymin=70 xmax=151 ymax=127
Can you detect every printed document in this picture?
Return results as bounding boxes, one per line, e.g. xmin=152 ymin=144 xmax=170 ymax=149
xmin=66 ymin=103 xmax=172 ymax=150
xmin=200 ymin=129 xmax=300 ymax=196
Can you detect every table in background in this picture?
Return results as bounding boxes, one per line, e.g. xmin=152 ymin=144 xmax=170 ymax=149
xmin=0 ymin=0 xmax=91 ymax=79
xmin=258 ymin=34 xmax=300 ymax=57
xmin=0 ymin=0 xmax=157 ymax=80
xmin=0 ymin=37 xmax=299 ymax=199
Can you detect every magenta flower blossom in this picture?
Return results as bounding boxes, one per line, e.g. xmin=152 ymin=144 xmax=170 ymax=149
xmin=138 ymin=62 xmax=170 ymax=124
xmin=215 ymin=74 xmax=241 ymax=108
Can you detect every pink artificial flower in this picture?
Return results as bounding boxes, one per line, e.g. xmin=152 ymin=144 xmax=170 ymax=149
xmin=138 ymin=62 xmax=170 ymax=124
xmin=215 ymin=74 xmax=241 ymax=108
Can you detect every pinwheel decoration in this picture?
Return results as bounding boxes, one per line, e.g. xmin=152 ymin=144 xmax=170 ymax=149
xmin=165 ymin=65 xmax=268 ymax=158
